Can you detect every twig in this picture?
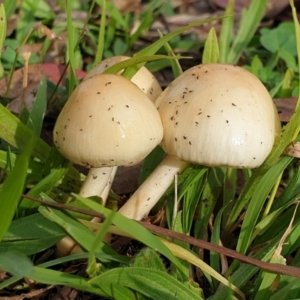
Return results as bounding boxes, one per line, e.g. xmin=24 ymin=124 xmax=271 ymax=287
xmin=22 ymin=194 xmax=300 ymax=278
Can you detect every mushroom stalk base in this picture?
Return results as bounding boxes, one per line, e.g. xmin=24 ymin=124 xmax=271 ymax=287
xmin=79 ymin=166 xmax=117 ymax=205
xmin=56 ymin=167 xmax=118 ymax=257
xmin=118 ymin=155 xmax=189 ymax=220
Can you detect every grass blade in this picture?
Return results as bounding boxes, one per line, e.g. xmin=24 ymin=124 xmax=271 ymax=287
xmin=26 ymin=76 xmax=47 ymax=136
xmin=202 ymin=27 xmax=220 ymax=64
xmin=161 ymin=239 xmax=245 ymax=300
xmin=66 ymin=0 xmax=76 ymax=93
xmin=0 ymin=134 xmax=35 ymax=241
xmin=225 ymin=0 xmax=300 ymax=234
xmin=122 ymin=16 xmax=225 ymax=79
xmin=94 ymin=0 xmax=106 ymax=64
xmin=219 ymin=0 xmax=234 ymax=63
xmin=0 ymin=104 xmax=50 ymax=160
xmin=235 ymin=157 xmax=292 ymax=255
xmin=0 ymin=4 xmax=7 ymax=77
xmin=227 ymin=0 xmax=268 ymax=64
xmin=75 ymin=195 xmax=188 ymax=276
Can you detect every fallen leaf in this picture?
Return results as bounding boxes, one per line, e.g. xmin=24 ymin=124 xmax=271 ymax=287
xmin=111 ymin=0 xmax=141 ymax=14
xmin=208 ymin=0 xmax=290 ymax=18
xmin=1 ymin=64 xmax=86 ymax=113
xmin=286 ymin=142 xmax=300 ymax=158
xmin=274 ymin=97 xmax=297 ymax=122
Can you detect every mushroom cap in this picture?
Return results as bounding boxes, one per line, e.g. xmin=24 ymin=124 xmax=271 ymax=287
xmin=85 ymin=55 xmax=162 ymax=102
xmin=156 ymin=64 xmax=281 ymax=168
xmin=54 ymin=73 xmax=163 ymax=168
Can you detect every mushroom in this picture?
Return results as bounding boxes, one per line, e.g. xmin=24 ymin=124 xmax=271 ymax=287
xmin=80 ymin=55 xmax=162 ymax=200
xmin=118 ymin=63 xmax=281 ymax=220
xmin=53 ymin=73 xmax=163 ymax=202
xmin=85 ymin=55 xmax=162 ymax=102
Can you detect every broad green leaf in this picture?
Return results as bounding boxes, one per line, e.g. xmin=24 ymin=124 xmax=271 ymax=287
xmin=0 ymin=251 xmax=33 ymax=276
xmin=2 ymin=213 xmax=63 ymax=240
xmin=0 ymin=236 xmax=62 ymax=256
xmin=0 ymin=252 xmax=132 ymax=298
xmin=0 ymin=213 xmax=64 ymax=255
xmin=249 ymin=55 xmax=264 ymax=78
xmin=260 ymin=22 xmax=296 ymax=55
xmin=90 ymin=267 xmax=201 ymax=300
xmin=4 ymin=0 xmax=17 ymax=18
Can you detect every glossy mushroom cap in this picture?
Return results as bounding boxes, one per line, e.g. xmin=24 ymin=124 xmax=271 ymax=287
xmin=54 ymin=73 xmax=163 ymax=168
xmin=85 ymin=55 xmax=162 ymax=102
xmin=156 ymin=64 xmax=281 ymax=168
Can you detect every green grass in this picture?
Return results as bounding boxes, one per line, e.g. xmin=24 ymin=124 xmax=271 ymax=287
xmin=0 ymin=0 xmax=300 ymax=299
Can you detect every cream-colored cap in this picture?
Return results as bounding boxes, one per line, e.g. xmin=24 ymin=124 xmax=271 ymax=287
xmin=85 ymin=55 xmax=162 ymax=102
xmin=54 ymin=73 xmax=163 ymax=167
xmin=156 ymin=64 xmax=281 ymax=168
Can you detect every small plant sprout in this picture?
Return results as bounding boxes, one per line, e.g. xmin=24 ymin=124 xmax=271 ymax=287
xmin=118 ymin=63 xmax=281 ymax=220
xmin=53 ymin=73 xmax=163 ymax=203
xmin=85 ymin=55 xmax=162 ymax=102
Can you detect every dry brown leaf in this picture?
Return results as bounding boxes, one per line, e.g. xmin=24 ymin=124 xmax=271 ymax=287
xmin=274 ymin=97 xmax=297 ymax=122
xmin=2 ymin=64 xmax=86 ymax=113
xmin=111 ymin=0 xmax=141 ymax=14
xmin=208 ymin=0 xmax=290 ymax=18
xmin=286 ymin=142 xmax=300 ymax=158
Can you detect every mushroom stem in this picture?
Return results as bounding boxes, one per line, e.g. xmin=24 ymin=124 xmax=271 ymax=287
xmin=79 ymin=166 xmax=117 ymax=204
xmin=99 ymin=166 xmax=118 ymax=203
xmin=118 ymin=155 xmax=189 ymax=220
xmin=56 ymin=167 xmax=118 ymax=257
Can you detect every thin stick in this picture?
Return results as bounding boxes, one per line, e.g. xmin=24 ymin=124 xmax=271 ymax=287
xmin=22 ymin=195 xmax=300 ymax=278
